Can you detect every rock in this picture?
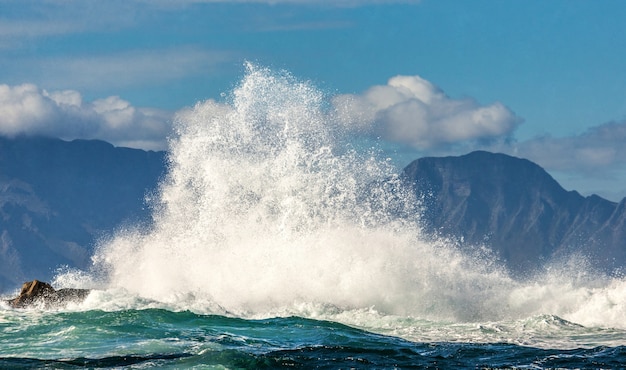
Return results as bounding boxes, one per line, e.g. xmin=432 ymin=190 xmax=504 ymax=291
xmin=6 ymin=280 xmax=90 ymax=308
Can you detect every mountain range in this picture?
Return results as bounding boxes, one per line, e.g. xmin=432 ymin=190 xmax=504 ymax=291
xmin=0 ymin=137 xmax=624 ymax=292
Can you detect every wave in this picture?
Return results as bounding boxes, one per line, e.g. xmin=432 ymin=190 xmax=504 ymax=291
xmin=50 ymin=63 xmax=626 ymax=333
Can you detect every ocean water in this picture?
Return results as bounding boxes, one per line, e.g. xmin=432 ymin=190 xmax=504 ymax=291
xmin=2 ymin=64 xmax=626 ymax=369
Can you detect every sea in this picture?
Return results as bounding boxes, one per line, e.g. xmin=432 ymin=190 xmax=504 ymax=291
xmin=2 ymin=64 xmax=626 ymax=369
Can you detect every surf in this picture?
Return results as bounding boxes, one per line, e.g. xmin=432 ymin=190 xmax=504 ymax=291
xmin=50 ymin=63 xmax=626 ymax=340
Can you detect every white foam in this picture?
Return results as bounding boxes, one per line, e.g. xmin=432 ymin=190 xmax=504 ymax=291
xmin=53 ymin=64 xmax=626 ymax=334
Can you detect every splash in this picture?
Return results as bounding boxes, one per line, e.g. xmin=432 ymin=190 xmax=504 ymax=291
xmin=67 ymin=64 xmax=626 ymax=329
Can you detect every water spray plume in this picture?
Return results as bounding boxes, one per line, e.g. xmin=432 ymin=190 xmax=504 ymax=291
xmin=61 ymin=64 xmax=626 ymax=329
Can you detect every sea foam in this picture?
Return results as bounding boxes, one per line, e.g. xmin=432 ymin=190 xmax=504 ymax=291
xmin=54 ymin=64 xmax=626 ymax=331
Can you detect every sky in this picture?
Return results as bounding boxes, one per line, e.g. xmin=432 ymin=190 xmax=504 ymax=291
xmin=1 ymin=0 xmax=626 ymax=201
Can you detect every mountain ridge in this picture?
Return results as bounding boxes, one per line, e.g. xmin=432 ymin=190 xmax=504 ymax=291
xmin=1 ymin=138 xmax=624 ymax=291
xmin=403 ymin=150 xmax=626 ymax=274
xmin=0 ymin=136 xmax=166 ymax=291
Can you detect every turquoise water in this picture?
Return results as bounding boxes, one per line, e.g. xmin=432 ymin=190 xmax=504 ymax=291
xmin=1 ymin=305 xmax=626 ymax=368
xmin=3 ymin=64 xmax=626 ymax=368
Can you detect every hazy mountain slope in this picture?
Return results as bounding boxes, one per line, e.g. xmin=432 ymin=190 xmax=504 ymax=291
xmin=0 ymin=136 xmax=166 ymax=292
xmin=2 ymin=139 xmax=625 ymax=292
xmin=404 ymin=151 xmax=625 ymax=274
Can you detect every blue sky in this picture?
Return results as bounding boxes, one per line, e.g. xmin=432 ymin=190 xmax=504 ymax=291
xmin=1 ymin=0 xmax=626 ymax=200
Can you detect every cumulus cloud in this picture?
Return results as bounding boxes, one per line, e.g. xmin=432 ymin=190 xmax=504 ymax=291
xmin=0 ymin=84 xmax=172 ymax=150
xmin=333 ymin=75 xmax=521 ymax=150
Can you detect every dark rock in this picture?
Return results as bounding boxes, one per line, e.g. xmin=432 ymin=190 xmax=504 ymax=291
xmin=6 ymin=280 xmax=90 ymax=308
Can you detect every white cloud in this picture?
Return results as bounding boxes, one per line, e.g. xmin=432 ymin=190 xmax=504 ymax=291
xmin=333 ymin=75 xmax=521 ymax=150
xmin=0 ymin=20 xmax=80 ymax=39
xmin=0 ymin=0 xmax=418 ymax=50
xmin=28 ymin=46 xmax=235 ymax=93
xmin=0 ymin=1 xmax=139 ymax=49
xmin=0 ymin=84 xmax=172 ymax=150
xmin=0 ymin=0 xmax=419 ymax=51
xmin=140 ymin=0 xmax=420 ymax=7
xmin=510 ymin=121 xmax=626 ymax=174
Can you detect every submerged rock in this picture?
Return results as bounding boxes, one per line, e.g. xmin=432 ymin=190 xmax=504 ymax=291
xmin=6 ymin=280 xmax=90 ymax=308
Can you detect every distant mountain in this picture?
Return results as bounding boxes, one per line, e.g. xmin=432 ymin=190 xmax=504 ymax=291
xmin=1 ymin=138 xmax=625 ymax=292
xmin=0 ymin=136 xmax=166 ymax=292
xmin=403 ymin=151 xmax=626 ymax=275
